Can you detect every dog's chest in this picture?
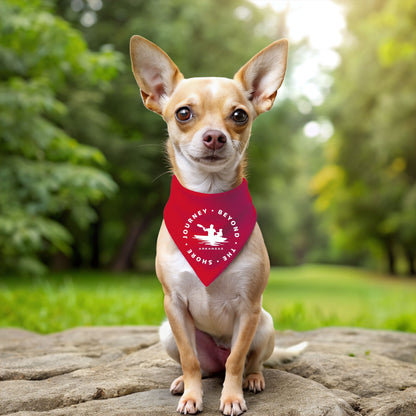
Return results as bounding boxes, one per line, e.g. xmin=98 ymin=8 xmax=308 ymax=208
xmin=157 ymin=227 xmax=263 ymax=339
xmin=176 ymin=256 xmax=251 ymax=338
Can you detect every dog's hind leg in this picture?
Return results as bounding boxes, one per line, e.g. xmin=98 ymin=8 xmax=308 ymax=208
xmin=159 ymin=321 xmax=185 ymax=395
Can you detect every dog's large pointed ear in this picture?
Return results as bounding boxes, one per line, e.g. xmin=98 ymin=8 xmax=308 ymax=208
xmin=130 ymin=35 xmax=184 ymax=114
xmin=234 ymin=39 xmax=288 ymax=115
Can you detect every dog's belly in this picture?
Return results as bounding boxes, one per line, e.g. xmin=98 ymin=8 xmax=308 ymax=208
xmin=195 ymin=328 xmax=230 ymax=374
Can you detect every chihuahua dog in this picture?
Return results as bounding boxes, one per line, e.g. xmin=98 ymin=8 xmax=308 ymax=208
xmin=130 ymin=36 xmax=306 ymax=415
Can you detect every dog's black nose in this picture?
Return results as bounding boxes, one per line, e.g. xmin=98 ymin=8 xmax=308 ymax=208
xmin=202 ymin=130 xmax=227 ymax=150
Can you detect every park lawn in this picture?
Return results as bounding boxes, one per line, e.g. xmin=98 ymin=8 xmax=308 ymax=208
xmin=263 ymin=265 xmax=416 ymax=332
xmin=0 ymin=265 xmax=415 ymax=334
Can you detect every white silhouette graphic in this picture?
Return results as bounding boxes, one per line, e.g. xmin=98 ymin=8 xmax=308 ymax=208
xmin=194 ymin=224 xmax=228 ymax=246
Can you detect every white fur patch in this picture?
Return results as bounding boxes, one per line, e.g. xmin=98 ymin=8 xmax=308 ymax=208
xmin=208 ymin=81 xmax=221 ymax=97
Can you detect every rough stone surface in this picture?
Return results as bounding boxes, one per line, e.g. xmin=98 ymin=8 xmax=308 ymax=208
xmin=0 ymin=326 xmax=415 ymax=415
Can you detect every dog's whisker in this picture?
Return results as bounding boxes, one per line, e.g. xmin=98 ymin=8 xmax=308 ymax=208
xmin=152 ymin=170 xmax=171 ymax=183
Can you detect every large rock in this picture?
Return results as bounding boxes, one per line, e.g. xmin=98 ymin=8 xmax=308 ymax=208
xmin=0 ymin=326 xmax=415 ymax=415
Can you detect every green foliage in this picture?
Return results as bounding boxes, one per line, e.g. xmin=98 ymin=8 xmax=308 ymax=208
xmin=4 ymin=0 xmax=413 ymax=276
xmin=0 ymin=0 xmax=120 ymax=274
xmin=1 ymin=266 xmax=415 ymax=334
xmin=313 ymin=0 xmax=416 ymax=274
xmin=55 ymin=0 xmax=309 ymax=269
xmin=249 ymin=101 xmax=315 ymax=265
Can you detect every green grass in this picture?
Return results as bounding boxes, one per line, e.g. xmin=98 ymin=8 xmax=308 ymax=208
xmin=0 ymin=272 xmax=165 ymax=333
xmin=0 ymin=265 xmax=415 ymax=334
xmin=263 ymin=265 xmax=416 ymax=332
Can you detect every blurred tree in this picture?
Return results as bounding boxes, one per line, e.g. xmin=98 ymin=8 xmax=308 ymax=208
xmin=249 ymin=101 xmax=316 ymax=265
xmin=55 ymin=0 xmax=313 ymax=269
xmin=312 ymin=0 xmax=416 ymax=275
xmin=0 ymin=0 xmax=120 ymax=274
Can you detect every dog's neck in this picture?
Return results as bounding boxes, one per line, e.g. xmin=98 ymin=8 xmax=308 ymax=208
xmin=168 ymin=141 xmax=245 ymax=193
xmin=175 ymin=170 xmax=244 ymax=194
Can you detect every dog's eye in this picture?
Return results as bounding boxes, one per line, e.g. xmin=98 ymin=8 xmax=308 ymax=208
xmin=231 ymin=109 xmax=248 ymax=124
xmin=175 ymin=107 xmax=192 ymax=122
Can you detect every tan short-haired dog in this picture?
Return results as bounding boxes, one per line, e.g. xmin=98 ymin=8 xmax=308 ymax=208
xmin=130 ymin=36 xmax=306 ymax=415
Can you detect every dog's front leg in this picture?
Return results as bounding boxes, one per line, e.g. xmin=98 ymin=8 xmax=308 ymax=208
xmin=220 ymin=309 xmax=261 ymax=415
xmin=164 ymin=294 xmax=203 ymax=414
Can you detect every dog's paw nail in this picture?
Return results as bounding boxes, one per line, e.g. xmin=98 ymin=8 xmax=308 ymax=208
xmin=244 ymin=373 xmax=265 ymax=393
xmin=220 ymin=398 xmax=247 ymax=415
xmin=177 ymin=395 xmax=203 ymax=414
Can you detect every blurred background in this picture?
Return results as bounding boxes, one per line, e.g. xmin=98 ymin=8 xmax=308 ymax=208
xmin=1 ymin=0 xmax=415 ymax=333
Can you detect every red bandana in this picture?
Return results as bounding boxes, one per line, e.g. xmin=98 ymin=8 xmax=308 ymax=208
xmin=163 ymin=176 xmax=257 ymax=287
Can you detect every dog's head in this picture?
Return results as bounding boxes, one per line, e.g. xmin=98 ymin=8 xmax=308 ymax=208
xmin=130 ymin=36 xmax=288 ymax=183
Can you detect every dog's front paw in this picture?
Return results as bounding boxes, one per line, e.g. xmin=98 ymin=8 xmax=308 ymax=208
xmin=177 ymin=389 xmax=203 ymax=414
xmin=243 ymin=372 xmax=265 ymax=393
xmin=219 ymin=393 xmax=247 ymax=415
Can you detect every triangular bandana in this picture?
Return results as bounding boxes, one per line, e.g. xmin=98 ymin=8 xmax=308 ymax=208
xmin=163 ymin=176 xmax=257 ymax=286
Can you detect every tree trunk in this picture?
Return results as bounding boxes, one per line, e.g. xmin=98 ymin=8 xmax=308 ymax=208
xmin=90 ymin=206 xmax=102 ymax=269
xmin=405 ymin=248 xmax=415 ymax=277
xmin=385 ymin=239 xmax=396 ymax=275
xmin=110 ymin=212 xmax=156 ymax=272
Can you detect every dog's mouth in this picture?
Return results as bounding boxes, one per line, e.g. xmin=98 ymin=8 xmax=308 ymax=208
xmin=191 ymin=154 xmax=225 ymax=164
xmin=201 ymin=155 xmax=224 ymax=162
